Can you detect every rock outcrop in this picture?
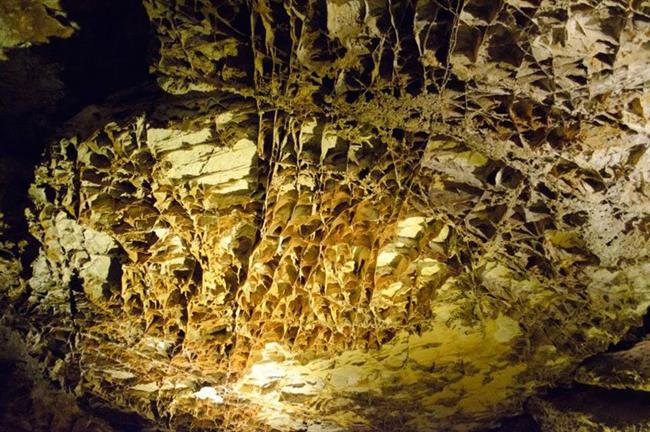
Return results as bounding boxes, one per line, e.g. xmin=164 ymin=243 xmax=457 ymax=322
xmin=0 ymin=0 xmax=75 ymax=60
xmin=576 ymin=337 xmax=650 ymax=392
xmin=1 ymin=1 xmax=650 ymax=431
xmin=529 ymin=387 xmax=650 ymax=432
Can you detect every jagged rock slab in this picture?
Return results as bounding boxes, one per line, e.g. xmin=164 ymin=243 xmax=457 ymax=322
xmin=576 ymin=338 xmax=650 ymax=392
xmin=0 ymin=0 xmax=75 ymax=60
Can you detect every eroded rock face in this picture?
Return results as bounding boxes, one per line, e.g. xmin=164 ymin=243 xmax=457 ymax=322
xmin=576 ymin=337 xmax=650 ymax=392
xmin=24 ymin=85 xmax=650 ymax=430
xmin=0 ymin=0 xmax=75 ymax=60
xmin=2 ymin=1 xmax=650 ymax=431
xmin=529 ymin=387 xmax=650 ymax=432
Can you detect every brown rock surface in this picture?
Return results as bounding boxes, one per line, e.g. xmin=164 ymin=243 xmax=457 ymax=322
xmin=1 ymin=1 xmax=650 ymax=431
xmin=576 ymin=338 xmax=650 ymax=392
xmin=0 ymin=0 xmax=75 ymax=60
xmin=529 ymin=387 xmax=650 ymax=432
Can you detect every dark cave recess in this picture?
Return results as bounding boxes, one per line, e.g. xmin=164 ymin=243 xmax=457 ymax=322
xmin=0 ymin=0 xmax=155 ymax=163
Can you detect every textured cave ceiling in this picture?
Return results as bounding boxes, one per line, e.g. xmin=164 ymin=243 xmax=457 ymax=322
xmin=1 ymin=1 xmax=650 ymax=431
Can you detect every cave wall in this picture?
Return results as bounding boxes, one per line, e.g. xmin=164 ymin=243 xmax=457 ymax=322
xmin=1 ymin=1 xmax=650 ymax=431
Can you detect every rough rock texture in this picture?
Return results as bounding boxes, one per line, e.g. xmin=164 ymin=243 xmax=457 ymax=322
xmin=0 ymin=324 xmax=117 ymax=432
xmin=529 ymin=387 xmax=650 ymax=432
xmin=1 ymin=1 xmax=650 ymax=431
xmin=0 ymin=0 xmax=75 ymax=60
xmin=576 ymin=337 xmax=650 ymax=391
xmin=529 ymin=333 xmax=650 ymax=431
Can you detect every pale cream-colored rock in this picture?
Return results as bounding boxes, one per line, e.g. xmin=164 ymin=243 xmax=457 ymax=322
xmin=79 ymin=255 xmax=112 ymax=304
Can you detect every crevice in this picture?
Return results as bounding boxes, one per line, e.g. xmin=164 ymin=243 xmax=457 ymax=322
xmin=605 ymin=306 xmax=650 ymax=352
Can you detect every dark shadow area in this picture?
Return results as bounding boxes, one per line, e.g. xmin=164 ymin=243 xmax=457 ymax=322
xmin=79 ymin=395 xmax=156 ymax=432
xmin=481 ymin=411 xmax=542 ymax=432
xmin=538 ymin=383 xmax=650 ymax=427
xmin=0 ymin=0 xmax=154 ymax=163
xmin=0 ymin=336 xmax=154 ymax=432
xmin=0 ymin=0 xmax=156 ymax=273
xmin=482 ymin=380 xmax=650 ymax=432
xmin=0 ymin=2 xmax=156 ymax=431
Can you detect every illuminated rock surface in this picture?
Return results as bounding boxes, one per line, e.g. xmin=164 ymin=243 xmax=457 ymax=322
xmin=0 ymin=0 xmax=75 ymax=60
xmin=1 ymin=1 xmax=650 ymax=431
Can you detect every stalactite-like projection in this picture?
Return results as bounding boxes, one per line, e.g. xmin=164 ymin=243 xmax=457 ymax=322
xmin=1 ymin=1 xmax=650 ymax=431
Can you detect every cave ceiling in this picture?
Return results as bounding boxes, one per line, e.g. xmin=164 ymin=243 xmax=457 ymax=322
xmin=1 ymin=1 xmax=650 ymax=431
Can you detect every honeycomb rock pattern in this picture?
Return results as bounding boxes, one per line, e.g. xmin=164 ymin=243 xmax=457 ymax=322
xmin=6 ymin=0 xmax=650 ymax=431
xmin=144 ymin=0 xmax=650 ymax=129
xmin=23 ymin=80 xmax=650 ymax=430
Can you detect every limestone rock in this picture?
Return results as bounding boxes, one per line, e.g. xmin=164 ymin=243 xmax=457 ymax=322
xmin=21 ymin=82 xmax=650 ymax=430
xmin=529 ymin=387 xmax=650 ymax=432
xmin=0 ymin=0 xmax=75 ymax=60
xmin=1 ymin=0 xmax=650 ymax=431
xmin=576 ymin=338 xmax=650 ymax=392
